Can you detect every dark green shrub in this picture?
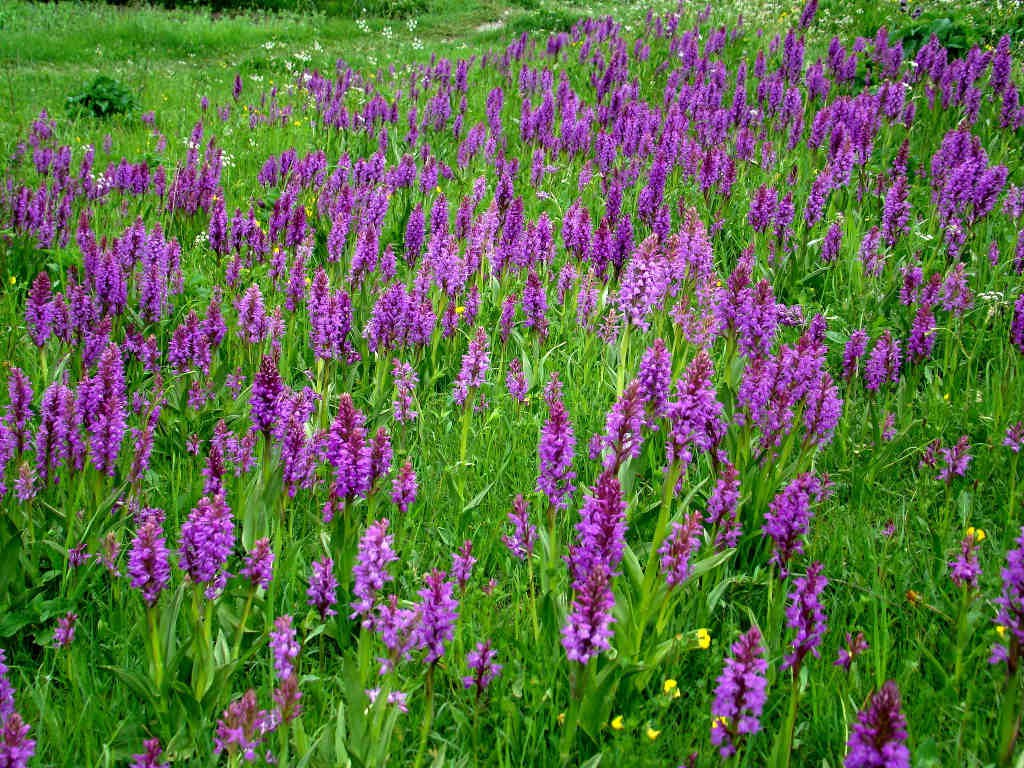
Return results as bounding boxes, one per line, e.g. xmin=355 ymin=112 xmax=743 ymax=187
xmin=65 ymin=76 xmax=138 ymax=120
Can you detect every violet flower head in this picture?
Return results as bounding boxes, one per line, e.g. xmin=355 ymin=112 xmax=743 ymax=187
xmin=843 ymin=681 xmax=910 ymax=768
xmin=53 ymin=612 xmax=77 ymax=649
xmin=269 ymin=615 xmax=300 ymax=680
xmin=842 ymin=329 xmax=869 ymax=381
xmin=863 ymin=331 xmax=902 ymax=391
xmin=451 ymin=540 xmax=475 ymax=590
xmin=323 ymin=394 xmax=372 ymax=508
xmin=503 ymin=494 xmax=537 ymax=560
xmin=453 ymin=327 xmax=490 ymax=407
xmin=949 ymin=530 xmax=982 ymax=589
xmin=834 ymin=631 xmax=869 ymax=672
xmin=241 ymin=537 xmax=274 ymax=591
xmin=391 ymin=359 xmax=418 ymax=423
xmin=937 ymin=436 xmax=971 ymax=482
xmin=710 ymin=626 xmax=768 ymax=759
xmin=351 ymin=519 xmax=398 ymax=625
xmin=522 ymin=269 xmax=549 ymax=339
xmin=250 ymin=354 xmax=283 ymax=436
xmin=763 ymin=473 xmax=830 ymax=575
xmin=1012 ymin=294 xmax=1024 ymax=353
xmin=307 ymin=556 xmax=338 ymax=620
xmin=1004 ymin=422 xmax=1024 ymax=452
xmin=595 ymin=380 xmax=646 ymax=472
xmin=537 ymin=373 xmax=576 ymax=511
xmin=783 ymin=562 xmax=828 ymax=671
xmin=636 ymin=338 xmax=671 ymax=420
xmin=991 ymin=527 xmax=1024 ymax=669
xmin=128 ymin=518 xmax=171 ymax=607
xmin=506 ymin=358 xmax=527 ymax=403
xmin=178 ymin=493 xmax=234 ymax=593
xmin=214 ymin=689 xmax=273 ymax=763
xmin=415 ymin=570 xmax=459 ymax=663
xmin=130 ymin=738 xmax=168 ymax=768
xmin=561 ymin=563 xmax=615 ymax=664
xmin=0 ymin=713 xmax=36 ymax=768
xmin=569 ymin=470 xmax=627 ymax=584
xmin=665 ymin=350 xmax=726 ymax=470
xmin=463 ymin=640 xmax=502 ymax=694
xmin=706 ymin=462 xmax=742 ymax=550
xmin=659 ymin=512 xmax=703 ymax=589
xmin=390 ymin=459 xmax=418 ymax=513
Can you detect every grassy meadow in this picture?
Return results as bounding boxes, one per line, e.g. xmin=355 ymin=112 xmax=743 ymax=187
xmin=1 ymin=0 xmax=1024 ymax=766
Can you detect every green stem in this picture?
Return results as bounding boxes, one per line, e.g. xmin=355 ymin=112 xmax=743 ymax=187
xmin=233 ymin=586 xmax=256 ymax=659
xmin=558 ymin=662 xmax=588 ymax=765
xmin=635 ymin=460 xmax=681 ymax=650
xmin=413 ymin=664 xmax=436 ymax=768
xmin=147 ymin=605 xmax=164 ymax=691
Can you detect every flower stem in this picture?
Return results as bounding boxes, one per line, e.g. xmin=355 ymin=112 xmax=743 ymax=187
xmin=413 ymin=664 xmax=436 ymax=768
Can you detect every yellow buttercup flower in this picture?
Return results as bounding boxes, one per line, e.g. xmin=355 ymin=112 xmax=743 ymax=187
xmin=998 ymin=625 xmax=1007 ymax=638
xmin=557 ymin=712 xmax=566 ymax=726
xmin=646 ymin=727 xmax=661 ymax=741
xmin=610 ymin=715 xmax=624 ymax=730
xmin=967 ymin=526 xmax=986 ymax=543
xmin=8 ymin=276 xmax=16 ymax=286
xmin=455 ymin=306 xmax=466 ymax=316
xmin=697 ymin=628 xmax=712 ymax=649
xmin=662 ymin=679 xmax=680 ymax=698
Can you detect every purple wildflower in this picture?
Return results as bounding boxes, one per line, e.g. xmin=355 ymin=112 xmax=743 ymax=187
xmin=1004 ymin=422 xmax=1024 ymax=452
xmin=843 ymin=329 xmax=869 ymax=381
xmin=391 ymin=459 xmax=418 ymax=513
xmin=130 ymin=738 xmax=168 ymax=768
xmin=506 ymin=358 xmax=527 ymax=402
xmin=843 ymin=681 xmax=910 ymax=768
xmin=392 ymin=360 xmax=418 ymax=423
xmin=537 ymin=374 xmax=576 ymax=511
xmin=463 ymin=640 xmax=502 ymax=694
xmin=415 ymin=570 xmax=459 ymax=663
xmin=0 ymin=713 xmax=36 ymax=768
xmin=214 ymin=689 xmax=272 ymax=763
xmin=710 ymin=626 xmax=769 ymax=758
xmin=351 ymin=519 xmax=398 ymax=625
xmin=128 ymin=518 xmax=171 ymax=607
xmin=783 ymin=562 xmax=828 ymax=671
xmin=240 ymin=538 xmax=274 ymax=591
xmin=452 ymin=541 xmax=475 ymax=590
xmin=763 ymin=474 xmax=830 ymax=575
xmin=993 ymin=527 xmax=1024 ymax=669
xmin=307 ymin=556 xmax=338 ymax=619
xmin=937 ymin=436 xmax=971 ymax=482
xmin=863 ymin=331 xmax=902 ymax=391
xmin=1012 ymin=294 xmax=1024 ymax=353
xmin=53 ymin=612 xmax=77 ymax=649
xmin=659 ymin=512 xmax=703 ymax=588
xmin=178 ymin=494 xmax=234 ymax=594
xmin=949 ymin=532 xmax=982 ymax=589
xmin=561 ymin=564 xmax=615 ymax=664
xmin=636 ymin=338 xmax=672 ymax=420
xmin=503 ymin=494 xmax=536 ymax=560
xmin=522 ymin=269 xmax=549 ymax=339
xmin=834 ymin=632 xmax=869 ymax=672
xmin=453 ymin=327 xmax=490 ymax=407
xmin=706 ymin=463 xmax=742 ymax=550
xmin=269 ymin=615 xmax=299 ymax=679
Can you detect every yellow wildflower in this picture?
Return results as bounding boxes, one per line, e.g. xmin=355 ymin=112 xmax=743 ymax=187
xmin=662 ymin=679 xmax=680 ymax=698
xmin=8 ymin=276 xmax=16 ymax=286
xmin=646 ymin=727 xmax=661 ymax=741
xmin=998 ymin=625 xmax=1007 ymax=638
xmin=557 ymin=712 xmax=565 ymax=726
xmin=610 ymin=715 xmax=624 ymax=730
xmin=697 ymin=628 xmax=711 ymax=649
xmin=967 ymin=526 xmax=986 ymax=543
xmin=455 ymin=305 xmax=466 ymax=316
